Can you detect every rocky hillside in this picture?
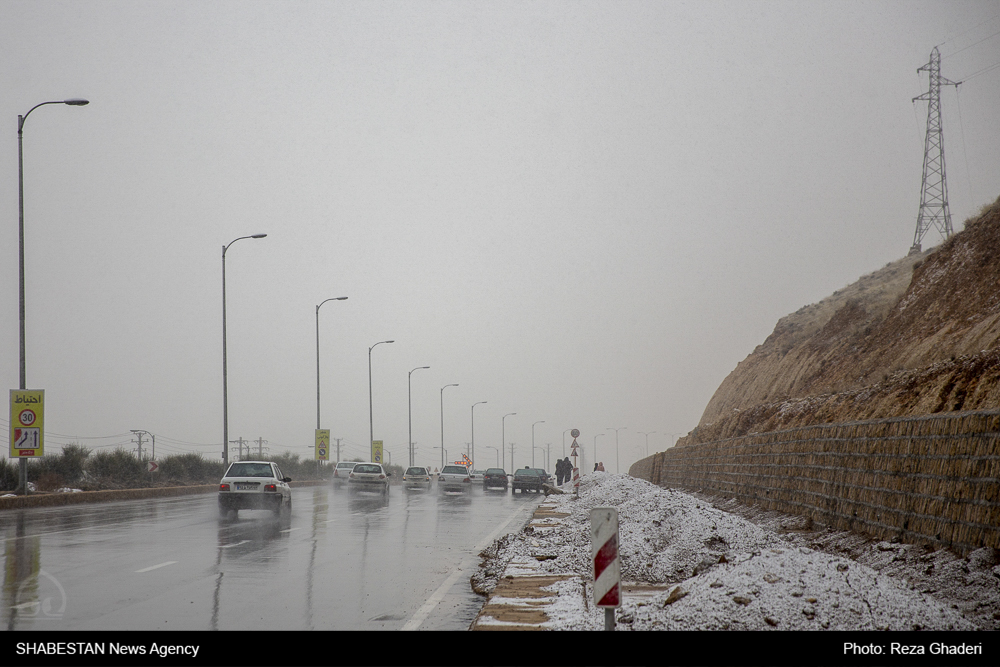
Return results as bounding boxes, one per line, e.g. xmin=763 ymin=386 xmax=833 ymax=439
xmin=688 ymin=195 xmax=1000 ymax=444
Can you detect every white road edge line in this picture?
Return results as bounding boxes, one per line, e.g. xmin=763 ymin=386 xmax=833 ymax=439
xmin=135 ymin=561 xmax=177 ymax=573
xmin=401 ymin=500 xmax=536 ymax=631
xmin=219 ymin=540 xmax=250 ymax=549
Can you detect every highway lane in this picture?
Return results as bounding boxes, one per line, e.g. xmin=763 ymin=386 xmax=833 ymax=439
xmin=1 ymin=483 xmax=539 ymax=631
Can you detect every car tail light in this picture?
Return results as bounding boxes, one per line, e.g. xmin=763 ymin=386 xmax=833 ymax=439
xmin=220 ymin=484 xmax=230 ymax=492
xmin=264 ymin=484 xmax=277 ymax=492
xmin=349 ymin=472 xmax=355 ymax=478
xmin=463 ymin=478 xmax=470 ymax=483
xmin=334 ymin=471 xmax=339 ymax=477
xmin=379 ymin=474 xmax=386 ymax=479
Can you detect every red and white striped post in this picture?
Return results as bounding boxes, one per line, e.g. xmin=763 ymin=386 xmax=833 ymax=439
xmin=570 ymin=429 xmax=580 ymax=496
xmin=591 ymin=506 xmax=620 ymax=630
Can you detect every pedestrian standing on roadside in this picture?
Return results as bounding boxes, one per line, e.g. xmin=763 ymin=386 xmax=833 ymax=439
xmin=555 ymin=458 xmax=564 ymax=485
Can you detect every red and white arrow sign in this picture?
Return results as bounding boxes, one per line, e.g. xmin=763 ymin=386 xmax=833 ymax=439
xmin=147 ymin=460 xmax=159 ymax=473
xmin=591 ymin=507 xmax=621 ymax=608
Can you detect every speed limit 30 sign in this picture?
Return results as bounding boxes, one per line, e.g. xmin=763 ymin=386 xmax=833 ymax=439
xmin=10 ymin=389 xmax=44 ymax=458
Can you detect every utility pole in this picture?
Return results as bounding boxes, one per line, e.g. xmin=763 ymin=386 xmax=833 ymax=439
xmin=230 ymin=437 xmax=246 ymax=460
xmin=509 ymin=442 xmax=516 ymax=471
xmin=255 ymin=437 xmax=267 ymax=458
xmin=130 ymin=430 xmax=146 ymax=460
xmin=334 ymin=437 xmax=342 ymax=462
xmin=911 ymin=46 xmax=960 ymax=254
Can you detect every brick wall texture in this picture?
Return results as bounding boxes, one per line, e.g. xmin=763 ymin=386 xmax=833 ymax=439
xmin=628 ymin=410 xmax=1000 ymax=555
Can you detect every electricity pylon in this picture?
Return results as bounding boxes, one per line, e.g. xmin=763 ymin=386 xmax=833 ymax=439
xmin=910 ymin=47 xmax=960 ymax=254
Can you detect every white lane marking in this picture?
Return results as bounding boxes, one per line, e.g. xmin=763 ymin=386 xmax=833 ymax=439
xmin=135 ymin=561 xmax=177 ymax=573
xmin=402 ymin=501 xmax=535 ymax=631
xmin=280 ymin=527 xmax=302 ymax=533
xmin=219 ymin=540 xmax=250 ymax=549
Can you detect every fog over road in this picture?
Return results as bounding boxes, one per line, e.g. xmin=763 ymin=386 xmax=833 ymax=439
xmin=1 ymin=484 xmax=538 ymax=631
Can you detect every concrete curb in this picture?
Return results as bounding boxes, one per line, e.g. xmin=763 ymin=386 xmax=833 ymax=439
xmin=471 ymin=500 xmax=581 ymax=630
xmin=0 ymin=479 xmax=329 ymax=511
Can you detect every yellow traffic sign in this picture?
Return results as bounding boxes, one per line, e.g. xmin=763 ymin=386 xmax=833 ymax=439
xmin=10 ymin=390 xmax=44 ymax=458
xmin=316 ymin=429 xmax=330 ymax=461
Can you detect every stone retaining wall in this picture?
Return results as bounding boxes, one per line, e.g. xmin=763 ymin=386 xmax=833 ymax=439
xmin=628 ymin=410 xmax=1000 ymax=555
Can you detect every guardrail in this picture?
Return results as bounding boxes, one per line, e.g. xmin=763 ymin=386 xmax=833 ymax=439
xmin=0 ymin=479 xmax=329 ymax=511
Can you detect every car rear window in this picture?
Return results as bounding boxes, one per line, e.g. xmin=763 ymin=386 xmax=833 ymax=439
xmin=353 ymin=464 xmax=382 ymax=474
xmin=405 ymin=467 xmax=427 ymax=475
xmin=441 ymin=466 xmax=467 ymax=474
xmin=337 ymin=462 xmax=357 ymax=469
xmin=514 ymin=469 xmax=538 ymax=477
xmin=486 ymin=469 xmax=505 ymax=474
xmin=226 ymin=463 xmax=274 ymax=478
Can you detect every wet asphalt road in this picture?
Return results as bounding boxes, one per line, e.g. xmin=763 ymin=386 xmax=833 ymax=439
xmin=1 ymin=483 xmax=539 ymax=631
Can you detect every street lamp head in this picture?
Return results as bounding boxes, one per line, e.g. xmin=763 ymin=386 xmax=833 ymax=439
xmin=63 ymin=99 xmax=89 ymax=106
xmin=250 ymin=233 xmax=267 ymax=239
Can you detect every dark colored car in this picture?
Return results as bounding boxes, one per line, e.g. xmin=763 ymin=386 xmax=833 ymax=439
xmin=483 ymin=468 xmax=508 ymax=491
xmin=531 ymin=468 xmax=550 ymax=485
xmin=511 ymin=467 xmax=543 ymax=494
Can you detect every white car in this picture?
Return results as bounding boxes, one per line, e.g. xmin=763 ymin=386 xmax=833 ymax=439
xmin=347 ymin=462 xmax=391 ymax=497
xmin=332 ymin=460 xmax=359 ymax=490
xmin=218 ymin=460 xmax=292 ymax=517
xmin=469 ymin=469 xmax=485 ymax=483
xmin=402 ymin=466 xmax=432 ymax=491
xmin=438 ymin=464 xmax=472 ymax=493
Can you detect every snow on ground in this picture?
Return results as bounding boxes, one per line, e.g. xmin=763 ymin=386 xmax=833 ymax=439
xmin=473 ymin=472 xmax=999 ymax=631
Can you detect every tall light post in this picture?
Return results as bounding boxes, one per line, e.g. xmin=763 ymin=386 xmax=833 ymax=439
xmin=638 ymin=431 xmax=656 ymax=458
xmin=222 ymin=233 xmax=267 ymax=469
xmin=440 ymin=383 xmax=459 ymax=469
xmin=368 ymin=340 xmax=395 ymax=453
xmin=16 ymin=98 xmax=88 ymax=494
xmin=531 ymin=420 xmax=544 ymax=467
xmin=316 ymin=297 xmax=348 ymax=429
xmin=408 ymin=366 xmax=430 ymax=466
xmin=607 ymin=427 xmax=626 ymax=474
xmin=594 ymin=433 xmax=605 ymax=470
xmin=471 ymin=401 xmax=486 ymax=469
xmin=502 ymin=413 xmax=515 ymax=471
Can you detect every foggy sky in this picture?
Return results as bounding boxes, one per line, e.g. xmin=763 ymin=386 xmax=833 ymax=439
xmin=2 ymin=1 xmax=999 ymax=474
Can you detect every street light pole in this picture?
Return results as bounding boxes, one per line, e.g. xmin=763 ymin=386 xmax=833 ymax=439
xmin=316 ymin=297 xmax=348 ymax=430
xmin=368 ymin=340 xmax=395 ymax=455
xmin=17 ymin=98 xmax=88 ymax=494
xmin=408 ymin=366 xmax=430 ymax=467
xmin=638 ymin=431 xmax=656 ymax=458
xmin=440 ymin=383 xmax=458 ymax=469
xmin=502 ymin=413 xmax=515 ymax=471
xmin=532 ymin=421 xmax=544 ymax=467
xmin=607 ymin=427 xmax=626 ymax=474
xmin=222 ymin=233 xmax=267 ymax=469
xmin=471 ymin=401 xmax=486 ymax=469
